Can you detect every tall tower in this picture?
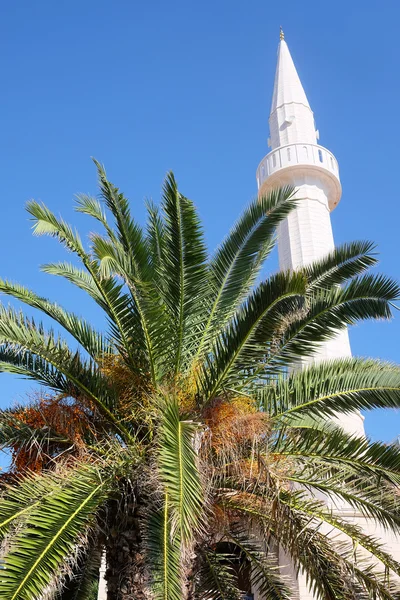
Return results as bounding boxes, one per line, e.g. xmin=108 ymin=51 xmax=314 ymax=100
xmin=256 ymin=30 xmax=364 ymax=436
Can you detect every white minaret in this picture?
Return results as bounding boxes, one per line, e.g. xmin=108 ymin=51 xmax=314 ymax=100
xmin=257 ymin=29 xmax=364 ymax=436
xmin=254 ymin=32 xmax=396 ymax=600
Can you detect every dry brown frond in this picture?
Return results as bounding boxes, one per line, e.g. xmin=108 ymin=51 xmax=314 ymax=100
xmin=7 ymin=391 xmax=98 ymax=474
xmin=203 ymin=397 xmax=267 ymax=454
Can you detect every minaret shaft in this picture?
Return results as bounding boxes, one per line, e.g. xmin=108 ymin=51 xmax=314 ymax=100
xmin=277 ymin=179 xmax=334 ymax=272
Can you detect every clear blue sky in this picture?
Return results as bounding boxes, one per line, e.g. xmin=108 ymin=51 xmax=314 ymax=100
xmin=0 ymin=0 xmax=399 ymax=449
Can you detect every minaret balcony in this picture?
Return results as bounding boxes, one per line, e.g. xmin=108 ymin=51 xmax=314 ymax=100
xmin=257 ymin=142 xmax=340 ymax=186
xmin=256 ymin=143 xmax=341 ymax=209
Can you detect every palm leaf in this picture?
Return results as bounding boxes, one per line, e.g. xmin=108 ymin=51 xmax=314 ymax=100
xmin=304 ymin=240 xmax=378 ymax=290
xmin=90 ymin=231 xmax=166 ymax=383
xmin=0 ymin=465 xmax=108 ymax=600
xmin=75 ymin=193 xmax=109 ymax=230
xmin=199 ymin=270 xmax=306 ymax=400
xmin=158 ymin=400 xmax=203 ymax=542
xmin=55 ymin=541 xmax=102 ymax=600
xmin=287 ymin=468 xmax=400 ymax=532
xmin=273 ymin=426 xmax=400 ymax=484
xmin=266 ymin=274 xmax=400 ymax=368
xmin=264 ymin=357 xmax=400 ymax=420
xmin=227 ymin=532 xmax=292 ymax=600
xmin=160 ymin=172 xmax=209 ymax=374
xmin=0 ymin=307 xmax=112 ymax=403
xmin=0 ymin=308 xmax=136 ymax=442
xmin=194 ymin=186 xmax=296 ymax=361
xmin=225 ymin=492 xmax=393 ymax=600
xmin=0 ymin=470 xmax=65 ymax=542
xmin=0 ymin=279 xmax=110 ymax=359
xmin=194 ymin=549 xmax=242 ymax=600
xmin=276 ymin=488 xmax=400 ymax=578
xmin=271 ymin=491 xmax=400 ymax=600
xmin=93 ymin=159 xmax=151 ymax=280
xmin=27 ymin=201 xmax=140 ymax=369
xmin=26 ymin=201 xmax=86 ymax=257
xmin=146 ymin=200 xmax=166 ymax=273
xmin=147 ymin=493 xmax=182 ymax=600
xmin=0 ymin=406 xmax=70 ymax=458
xmin=41 ymin=262 xmax=108 ymax=309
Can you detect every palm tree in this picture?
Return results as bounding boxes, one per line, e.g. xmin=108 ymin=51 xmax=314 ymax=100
xmin=0 ymin=162 xmax=400 ymax=600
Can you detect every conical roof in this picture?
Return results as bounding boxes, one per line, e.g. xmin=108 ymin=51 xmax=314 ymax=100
xmin=270 ymin=39 xmax=311 ymax=115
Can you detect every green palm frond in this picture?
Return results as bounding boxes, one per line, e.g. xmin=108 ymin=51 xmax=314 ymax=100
xmin=75 ymin=193 xmax=109 ymax=230
xmin=90 ymin=231 xmax=166 ymax=384
xmin=194 ymin=550 xmax=242 ymax=600
xmin=304 ymin=240 xmax=378 ymax=290
xmin=287 ymin=468 xmax=400 ymax=532
xmin=0 ymin=279 xmax=111 ymax=359
xmin=55 ymin=542 xmax=102 ymax=600
xmin=194 ymin=187 xmax=297 ymax=361
xmin=0 ymin=306 xmax=112 ymax=402
xmin=0 ymin=343 xmax=84 ymax=395
xmin=226 ymin=492 xmax=394 ymax=600
xmin=146 ymin=200 xmax=166 ymax=272
xmin=160 ymin=173 xmax=209 ymax=374
xmin=264 ymin=357 xmax=400 ymax=420
xmin=26 ymin=201 xmax=86 ymax=257
xmin=0 ymin=307 xmax=138 ymax=442
xmin=41 ymin=262 xmax=108 ymax=308
xmin=0 ymin=469 xmax=65 ymax=542
xmin=199 ymin=270 xmax=306 ymax=400
xmin=0 ymin=465 xmax=109 ymax=600
xmin=276 ymin=489 xmax=400 ymax=578
xmin=147 ymin=493 xmax=182 ymax=600
xmin=219 ymin=496 xmax=345 ymax=600
xmin=287 ymin=518 xmax=397 ymax=600
xmin=272 ymin=493 xmax=400 ymax=600
xmin=271 ymin=412 xmax=340 ymax=432
xmin=274 ymin=426 xmax=400 ymax=483
xmin=350 ymin=566 xmax=400 ymax=600
xmin=28 ymin=200 xmax=141 ymax=368
xmin=90 ymin=233 xmax=125 ymax=280
xmin=265 ymin=274 xmax=400 ymax=368
xmin=93 ymin=159 xmax=151 ymax=280
xmin=158 ymin=400 xmax=203 ymax=542
xmin=0 ymin=344 xmax=135 ymax=444
xmin=226 ymin=532 xmax=291 ymax=600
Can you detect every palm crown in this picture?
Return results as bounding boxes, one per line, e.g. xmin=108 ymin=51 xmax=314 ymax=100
xmin=1 ymin=162 xmax=400 ymax=600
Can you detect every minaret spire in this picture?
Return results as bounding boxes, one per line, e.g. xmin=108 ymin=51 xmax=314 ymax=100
xmin=269 ymin=36 xmax=316 ymax=148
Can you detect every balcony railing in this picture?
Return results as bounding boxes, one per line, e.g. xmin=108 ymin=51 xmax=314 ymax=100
xmin=257 ymin=143 xmax=339 ymax=189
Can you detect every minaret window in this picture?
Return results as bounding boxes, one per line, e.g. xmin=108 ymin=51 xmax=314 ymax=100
xmin=318 ymin=149 xmax=323 ymax=162
xmin=303 ymin=146 xmax=308 ymax=159
xmin=272 ymin=154 xmax=277 ymax=167
xmin=287 ymin=148 xmax=291 ymax=161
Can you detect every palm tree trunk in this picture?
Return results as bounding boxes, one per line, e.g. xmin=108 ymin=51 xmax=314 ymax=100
xmin=105 ymin=529 xmax=148 ymax=599
xmin=104 ymin=487 xmax=150 ymax=600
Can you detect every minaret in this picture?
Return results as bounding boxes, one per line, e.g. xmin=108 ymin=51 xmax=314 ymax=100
xmin=257 ymin=30 xmax=365 ymax=436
